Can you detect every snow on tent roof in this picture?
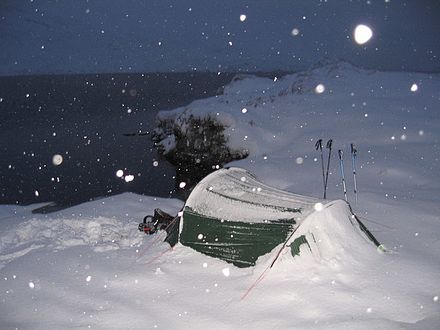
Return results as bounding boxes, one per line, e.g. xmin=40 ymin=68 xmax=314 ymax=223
xmin=166 ymin=167 xmax=380 ymax=268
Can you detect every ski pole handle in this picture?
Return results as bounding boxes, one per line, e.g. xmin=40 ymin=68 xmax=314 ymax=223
xmin=326 ymin=139 xmax=333 ymax=149
xmin=315 ymin=139 xmax=323 ymax=151
xmin=351 ymin=143 xmax=357 ymax=156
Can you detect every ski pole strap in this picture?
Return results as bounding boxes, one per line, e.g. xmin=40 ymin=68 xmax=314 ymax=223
xmin=315 ymin=139 xmax=323 ymax=150
xmin=326 ymin=139 xmax=333 ymax=149
xmin=350 ymin=143 xmax=357 ymax=155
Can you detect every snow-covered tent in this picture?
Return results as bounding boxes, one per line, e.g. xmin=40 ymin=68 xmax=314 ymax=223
xmin=165 ymin=167 xmax=380 ymax=268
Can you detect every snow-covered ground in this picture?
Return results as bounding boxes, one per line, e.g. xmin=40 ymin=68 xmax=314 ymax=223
xmin=1 ymin=61 xmax=440 ymax=329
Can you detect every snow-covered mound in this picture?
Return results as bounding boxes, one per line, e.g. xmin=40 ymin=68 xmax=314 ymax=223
xmin=287 ymin=200 xmax=381 ymax=266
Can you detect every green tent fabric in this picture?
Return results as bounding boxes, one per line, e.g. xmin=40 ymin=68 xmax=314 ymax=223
xmin=168 ymin=167 xmax=320 ymax=267
xmin=165 ymin=167 xmax=380 ymax=268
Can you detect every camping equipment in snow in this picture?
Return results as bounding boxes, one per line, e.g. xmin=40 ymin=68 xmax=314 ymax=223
xmin=325 ymin=139 xmax=333 ymax=198
xmin=140 ymin=167 xmax=381 ymax=268
xmin=338 ymin=149 xmax=348 ymax=202
xmin=315 ymin=139 xmax=326 ymax=198
xmin=351 ymin=143 xmax=358 ymax=203
xmin=315 ymin=138 xmax=333 ymax=199
xmin=138 ymin=208 xmax=176 ymax=234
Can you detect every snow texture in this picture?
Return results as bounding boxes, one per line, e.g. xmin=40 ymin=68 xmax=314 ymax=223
xmin=185 ymin=167 xmax=319 ymax=223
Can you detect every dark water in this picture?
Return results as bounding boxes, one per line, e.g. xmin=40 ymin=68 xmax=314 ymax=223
xmin=0 ymin=72 xmax=237 ymax=207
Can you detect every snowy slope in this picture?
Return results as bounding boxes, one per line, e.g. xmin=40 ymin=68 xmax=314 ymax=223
xmin=1 ymin=62 xmax=440 ymax=328
xmin=157 ymin=59 xmax=440 ymax=200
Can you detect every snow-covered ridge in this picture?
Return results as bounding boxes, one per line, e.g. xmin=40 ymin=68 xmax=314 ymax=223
xmin=154 ymin=60 xmax=440 ymax=184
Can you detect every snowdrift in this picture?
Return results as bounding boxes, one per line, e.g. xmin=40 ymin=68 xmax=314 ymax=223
xmin=286 ymin=199 xmax=382 ymax=265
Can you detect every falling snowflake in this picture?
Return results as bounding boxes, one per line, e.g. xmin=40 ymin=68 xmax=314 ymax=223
xmin=222 ymin=268 xmax=230 ymax=277
xmin=52 ymin=154 xmax=63 ymax=166
xmin=315 ymin=84 xmax=325 ymax=94
xmin=125 ymin=175 xmax=135 ymax=182
xmin=314 ymin=203 xmax=324 ymax=211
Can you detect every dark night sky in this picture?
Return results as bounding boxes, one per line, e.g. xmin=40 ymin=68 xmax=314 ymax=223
xmin=1 ymin=0 xmax=439 ymax=75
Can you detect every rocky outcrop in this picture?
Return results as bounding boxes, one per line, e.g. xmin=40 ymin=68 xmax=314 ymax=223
xmin=153 ymin=111 xmax=248 ymax=191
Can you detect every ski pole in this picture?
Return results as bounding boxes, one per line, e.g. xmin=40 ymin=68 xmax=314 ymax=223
xmin=338 ymin=149 xmax=348 ymax=202
xmin=315 ymin=139 xmax=326 ymax=198
xmin=350 ymin=143 xmax=358 ymax=204
xmin=324 ymin=139 xmax=333 ymax=199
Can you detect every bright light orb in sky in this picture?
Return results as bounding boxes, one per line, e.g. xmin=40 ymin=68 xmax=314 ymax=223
xmin=240 ymin=14 xmax=247 ymax=22
xmin=353 ymin=24 xmax=373 ymax=45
